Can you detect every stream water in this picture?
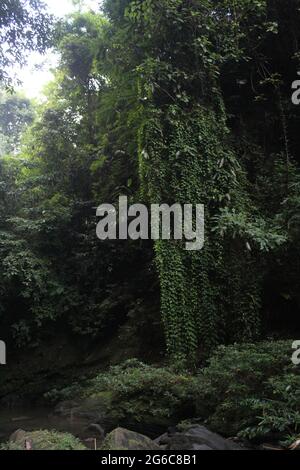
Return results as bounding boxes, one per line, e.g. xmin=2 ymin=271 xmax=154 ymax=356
xmin=0 ymin=407 xmax=89 ymax=444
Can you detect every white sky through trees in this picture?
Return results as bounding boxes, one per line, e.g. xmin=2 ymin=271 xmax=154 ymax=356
xmin=14 ymin=0 xmax=100 ymax=98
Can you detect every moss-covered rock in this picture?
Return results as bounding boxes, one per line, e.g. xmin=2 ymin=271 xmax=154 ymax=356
xmin=101 ymin=427 xmax=160 ymax=450
xmin=2 ymin=429 xmax=86 ymax=450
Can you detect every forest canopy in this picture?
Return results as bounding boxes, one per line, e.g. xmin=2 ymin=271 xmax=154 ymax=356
xmin=0 ymin=0 xmax=52 ymax=86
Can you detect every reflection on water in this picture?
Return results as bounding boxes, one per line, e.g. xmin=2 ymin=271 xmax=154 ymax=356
xmin=0 ymin=407 xmax=91 ymax=443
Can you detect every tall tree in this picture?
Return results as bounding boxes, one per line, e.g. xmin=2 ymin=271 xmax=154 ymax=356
xmin=0 ymin=0 xmax=52 ymax=86
xmin=0 ymin=92 xmax=34 ymax=155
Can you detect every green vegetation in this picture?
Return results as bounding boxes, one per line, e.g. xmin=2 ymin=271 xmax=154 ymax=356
xmin=1 ymin=430 xmax=86 ymax=450
xmin=196 ymin=340 xmax=300 ymax=446
xmin=0 ymin=0 xmax=299 ymax=451
xmin=0 ymin=0 xmax=52 ymax=86
xmin=83 ymin=359 xmax=198 ymax=430
xmin=1 ymin=0 xmax=299 ymax=363
xmin=45 ymin=342 xmax=300 ymax=446
xmin=0 ymin=92 xmax=34 ymax=156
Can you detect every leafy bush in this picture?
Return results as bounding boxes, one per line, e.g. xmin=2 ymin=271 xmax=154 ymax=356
xmin=44 ymin=382 xmax=84 ymax=404
xmin=84 ymin=359 xmax=198 ymax=433
xmin=195 ymin=340 xmax=300 ymax=446
xmin=43 ymin=343 xmax=300 ymax=446
xmin=1 ymin=430 xmax=86 ymax=450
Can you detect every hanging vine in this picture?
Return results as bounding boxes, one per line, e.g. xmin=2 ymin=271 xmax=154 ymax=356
xmin=101 ymin=0 xmax=292 ymax=364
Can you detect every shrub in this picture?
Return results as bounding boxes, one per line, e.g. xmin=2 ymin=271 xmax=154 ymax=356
xmin=85 ymin=359 xmax=198 ymax=433
xmin=44 ymin=382 xmax=84 ymax=404
xmin=1 ymin=430 xmax=86 ymax=450
xmin=195 ymin=340 xmax=300 ymax=446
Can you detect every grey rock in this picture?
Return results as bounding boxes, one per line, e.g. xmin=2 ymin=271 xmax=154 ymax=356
xmin=9 ymin=429 xmax=26 ymax=443
xmin=154 ymin=433 xmax=170 ymax=445
xmin=191 ymin=444 xmax=213 ymax=450
xmin=165 ymin=425 xmax=245 ymax=451
xmin=102 ymin=427 xmax=161 ymax=451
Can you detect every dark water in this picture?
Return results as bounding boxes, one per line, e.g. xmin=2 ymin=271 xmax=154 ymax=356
xmin=0 ymin=408 xmax=168 ymax=445
xmin=0 ymin=408 xmax=91 ymax=443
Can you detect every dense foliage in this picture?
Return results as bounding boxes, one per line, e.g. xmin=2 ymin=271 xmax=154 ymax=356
xmin=85 ymin=359 xmax=197 ymax=430
xmin=110 ymin=0 xmax=300 ymax=362
xmin=0 ymin=0 xmax=52 ymax=86
xmin=1 ymin=430 xmax=86 ymax=450
xmin=1 ymin=0 xmax=300 ymax=453
xmin=0 ymin=92 xmax=34 ymax=155
xmin=45 ymin=341 xmax=300 ymax=446
xmin=44 ymin=357 xmax=197 ymax=435
xmin=196 ymin=340 xmax=300 ymax=446
xmin=0 ymin=1 xmax=299 ymax=368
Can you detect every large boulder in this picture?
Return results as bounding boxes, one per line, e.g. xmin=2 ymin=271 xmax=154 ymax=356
xmin=102 ymin=427 xmax=161 ymax=451
xmin=9 ymin=429 xmax=27 ymax=444
xmin=156 ymin=425 xmax=245 ymax=451
xmin=6 ymin=429 xmax=86 ymax=450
